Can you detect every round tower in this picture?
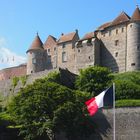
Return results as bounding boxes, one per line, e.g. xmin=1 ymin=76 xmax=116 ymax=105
xmin=127 ymin=6 xmax=140 ymax=71
xmin=26 ymin=33 xmax=47 ymax=75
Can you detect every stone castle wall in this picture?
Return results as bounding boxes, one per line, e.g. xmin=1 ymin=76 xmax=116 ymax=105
xmin=0 ymin=64 xmax=26 ymax=81
xmin=0 ymin=69 xmax=55 ymax=97
xmin=1 ymin=107 xmax=139 ymax=140
xmin=98 ymin=23 xmax=127 ymax=72
xmin=127 ymin=21 xmax=140 ymax=71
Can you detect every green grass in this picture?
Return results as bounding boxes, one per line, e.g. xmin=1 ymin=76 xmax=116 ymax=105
xmin=116 ymin=99 xmax=140 ymax=107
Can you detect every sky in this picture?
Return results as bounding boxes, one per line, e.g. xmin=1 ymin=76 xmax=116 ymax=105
xmin=0 ymin=0 xmax=139 ymax=70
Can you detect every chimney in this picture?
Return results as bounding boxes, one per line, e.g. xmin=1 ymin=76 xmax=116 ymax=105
xmin=75 ymin=29 xmax=78 ymax=34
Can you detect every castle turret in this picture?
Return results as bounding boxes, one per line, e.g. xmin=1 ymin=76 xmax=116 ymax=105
xmin=127 ymin=6 xmax=140 ymax=71
xmin=26 ymin=33 xmax=47 ymax=74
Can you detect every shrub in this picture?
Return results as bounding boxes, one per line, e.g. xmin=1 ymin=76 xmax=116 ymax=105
xmin=76 ymin=66 xmax=113 ymax=96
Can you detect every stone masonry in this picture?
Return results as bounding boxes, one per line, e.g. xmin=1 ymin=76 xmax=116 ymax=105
xmin=1 ymin=6 xmax=140 ymax=80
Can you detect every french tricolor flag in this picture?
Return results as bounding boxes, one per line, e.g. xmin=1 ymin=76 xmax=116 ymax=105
xmin=85 ymin=86 xmax=113 ymax=116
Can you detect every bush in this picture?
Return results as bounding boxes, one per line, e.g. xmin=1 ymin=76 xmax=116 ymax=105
xmin=114 ymin=72 xmax=140 ymax=100
xmin=76 ymin=66 xmax=113 ymax=96
xmin=116 ymin=99 xmax=140 ymax=107
xmin=7 ymin=77 xmax=94 ymax=140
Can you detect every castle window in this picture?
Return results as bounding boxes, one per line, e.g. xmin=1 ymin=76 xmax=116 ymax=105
xmin=62 ymin=52 xmax=67 ymax=62
xmin=115 ymin=52 xmax=118 ymax=57
xmin=137 ymin=46 xmax=140 ymax=50
xmin=89 ymin=56 xmax=91 ymax=59
xmin=87 ymin=39 xmax=92 ymax=46
xmin=48 ymin=49 xmax=50 ymax=53
xmin=130 ymin=24 xmax=132 ymax=28
xmin=62 ymin=44 xmax=66 ymax=48
xmin=48 ymin=55 xmax=51 ymax=63
xmin=54 ymin=47 xmax=56 ymax=51
xmin=116 ymin=29 xmax=118 ymax=34
xmin=131 ymin=63 xmax=135 ymax=66
xmin=122 ymin=28 xmax=124 ymax=33
xmin=78 ymin=49 xmax=81 ymax=53
xmin=32 ymin=58 xmax=36 ymax=64
xmin=109 ymin=30 xmax=111 ymax=36
xmin=115 ymin=40 xmax=119 ymax=46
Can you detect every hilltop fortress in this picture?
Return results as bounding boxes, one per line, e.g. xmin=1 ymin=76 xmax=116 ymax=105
xmin=1 ymin=6 xmax=140 ymax=80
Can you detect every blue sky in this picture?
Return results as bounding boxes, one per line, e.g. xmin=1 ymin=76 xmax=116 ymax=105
xmin=0 ymin=0 xmax=139 ymax=69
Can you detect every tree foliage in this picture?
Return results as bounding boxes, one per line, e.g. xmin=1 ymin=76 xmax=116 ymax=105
xmin=114 ymin=72 xmax=140 ymax=100
xmin=75 ymin=66 xmax=113 ymax=96
xmin=8 ymin=77 xmax=94 ymax=140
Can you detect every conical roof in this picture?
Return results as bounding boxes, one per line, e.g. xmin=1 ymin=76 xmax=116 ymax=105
xmin=111 ymin=11 xmax=130 ymax=26
xmin=26 ymin=33 xmax=44 ymax=53
xmin=131 ymin=6 xmax=140 ymax=21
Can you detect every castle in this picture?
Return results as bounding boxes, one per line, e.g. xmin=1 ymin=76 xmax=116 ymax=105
xmin=1 ymin=6 xmax=140 ymax=80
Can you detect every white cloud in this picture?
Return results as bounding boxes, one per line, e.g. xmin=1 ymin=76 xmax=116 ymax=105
xmin=0 ymin=37 xmax=26 ymax=70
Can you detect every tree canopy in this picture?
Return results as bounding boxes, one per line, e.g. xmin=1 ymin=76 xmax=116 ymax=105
xmin=75 ymin=66 xmax=113 ymax=96
xmin=8 ymin=77 xmax=94 ymax=140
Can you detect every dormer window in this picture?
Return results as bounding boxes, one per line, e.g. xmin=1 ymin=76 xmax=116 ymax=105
xmin=87 ymin=39 xmax=92 ymax=46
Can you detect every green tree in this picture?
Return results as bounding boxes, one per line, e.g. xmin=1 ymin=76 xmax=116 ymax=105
xmin=76 ymin=66 xmax=113 ymax=96
xmin=8 ymin=77 xmax=94 ymax=140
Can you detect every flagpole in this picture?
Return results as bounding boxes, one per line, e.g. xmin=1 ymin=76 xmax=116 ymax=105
xmin=113 ymin=83 xmax=116 ymax=140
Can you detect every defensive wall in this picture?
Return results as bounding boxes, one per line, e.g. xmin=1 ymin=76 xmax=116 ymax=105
xmin=0 ymin=107 xmax=140 ymax=140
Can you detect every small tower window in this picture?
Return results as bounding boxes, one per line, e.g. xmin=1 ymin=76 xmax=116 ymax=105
xmin=131 ymin=63 xmax=135 ymax=66
xmin=54 ymin=47 xmax=56 ymax=51
xmin=32 ymin=58 xmax=36 ymax=64
xmin=130 ymin=24 xmax=132 ymax=28
xmin=109 ymin=30 xmax=111 ymax=36
xmin=115 ymin=40 xmax=119 ymax=46
xmin=115 ymin=52 xmax=118 ymax=57
xmin=89 ymin=56 xmax=91 ymax=59
xmin=122 ymin=28 xmax=124 ymax=33
xmin=78 ymin=49 xmax=81 ymax=53
xmin=137 ymin=46 xmax=140 ymax=50
xmin=116 ymin=29 xmax=118 ymax=34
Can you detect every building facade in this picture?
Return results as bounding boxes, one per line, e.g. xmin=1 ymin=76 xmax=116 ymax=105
xmin=1 ymin=6 xmax=140 ymax=80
